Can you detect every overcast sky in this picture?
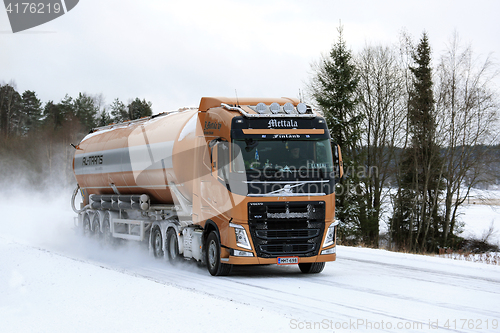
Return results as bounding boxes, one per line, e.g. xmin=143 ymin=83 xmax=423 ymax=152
xmin=1 ymin=0 xmax=499 ymax=113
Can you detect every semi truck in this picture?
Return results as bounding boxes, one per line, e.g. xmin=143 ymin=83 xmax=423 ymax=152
xmin=71 ymin=97 xmax=343 ymax=276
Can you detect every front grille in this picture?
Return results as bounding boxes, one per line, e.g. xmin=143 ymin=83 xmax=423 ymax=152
xmin=256 ymin=229 xmax=320 ymax=240
xmin=248 ymin=201 xmax=325 ymax=258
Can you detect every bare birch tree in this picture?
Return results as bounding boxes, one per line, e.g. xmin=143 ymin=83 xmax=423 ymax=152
xmin=435 ymin=31 xmax=500 ymax=246
xmin=355 ymin=43 xmax=407 ymax=246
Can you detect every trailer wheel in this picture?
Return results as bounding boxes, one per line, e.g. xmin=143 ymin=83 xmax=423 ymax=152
xmin=91 ymin=213 xmax=101 ymax=240
xmin=81 ymin=212 xmax=91 ymax=236
xmin=298 ymin=262 xmax=325 ymax=274
xmin=166 ymin=228 xmax=181 ymax=264
xmin=102 ymin=212 xmax=113 ymax=246
xmin=152 ymin=227 xmax=164 ymax=258
xmin=206 ymin=231 xmax=232 ymax=276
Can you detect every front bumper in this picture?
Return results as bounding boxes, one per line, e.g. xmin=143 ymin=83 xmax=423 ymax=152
xmin=220 ymin=248 xmax=336 ymax=265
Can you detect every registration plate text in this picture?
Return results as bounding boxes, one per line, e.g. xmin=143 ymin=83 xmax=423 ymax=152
xmin=277 ymin=257 xmax=299 ymax=265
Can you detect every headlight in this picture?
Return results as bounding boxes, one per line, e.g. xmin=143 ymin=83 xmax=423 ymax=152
xmin=322 ymin=220 xmax=339 ymax=248
xmin=321 ymin=247 xmax=336 ymax=255
xmin=230 ymin=222 xmax=252 ymax=250
xmin=232 ymin=249 xmax=254 ymax=257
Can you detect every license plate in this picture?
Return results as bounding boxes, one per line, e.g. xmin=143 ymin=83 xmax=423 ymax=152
xmin=277 ymin=257 xmax=299 ymax=265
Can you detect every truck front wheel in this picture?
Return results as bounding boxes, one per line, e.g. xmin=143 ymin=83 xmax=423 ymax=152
xmin=298 ymin=262 xmax=325 ymax=274
xmin=206 ymin=231 xmax=232 ymax=276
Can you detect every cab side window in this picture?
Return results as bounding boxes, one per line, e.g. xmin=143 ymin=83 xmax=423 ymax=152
xmin=217 ymin=141 xmax=230 ymax=181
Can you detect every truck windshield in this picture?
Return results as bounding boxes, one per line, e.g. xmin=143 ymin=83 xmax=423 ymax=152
xmin=232 ymin=139 xmax=334 ymax=173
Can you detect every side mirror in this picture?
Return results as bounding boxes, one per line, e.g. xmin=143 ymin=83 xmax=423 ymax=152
xmin=208 ymin=137 xmax=223 ymax=166
xmin=209 ymin=138 xmax=220 ymax=148
xmin=332 ymin=142 xmax=344 ymax=183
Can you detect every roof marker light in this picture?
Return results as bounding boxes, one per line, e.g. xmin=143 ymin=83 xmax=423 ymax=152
xmin=255 ymin=102 xmax=267 ymax=114
xmin=297 ymin=103 xmax=307 ymax=114
xmin=283 ymin=102 xmax=295 ymax=114
xmin=270 ymin=102 xmax=280 ymax=114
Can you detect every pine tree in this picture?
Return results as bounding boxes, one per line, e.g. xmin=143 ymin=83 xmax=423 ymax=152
xmin=309 ymin=26 xmax=366 ymax=244
xmin=110 ymin=98 xmax=128 ymax=123
xmin=127 ymin=98 xmax=152 ymax=120
xmin=97 ymin=108 xmax=112 ymax=127
xmin=391 ymin=32 xmax=444 ymax=252
xmin=0 ymin=84 xmax=22 ymax=138
xmin=59 ymin=94 xmax=75 ymax=119
xmin=43 ymin=101 xmax=65 ymax=130
xmin=74 ymin=92 xmax=99 ymax=131
xmin=20 ymin=90 xmax=43 ymax=134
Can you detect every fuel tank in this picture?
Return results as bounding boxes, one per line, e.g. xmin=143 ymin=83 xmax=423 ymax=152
xmin=73 ymin=109 xmax=201 ymax=204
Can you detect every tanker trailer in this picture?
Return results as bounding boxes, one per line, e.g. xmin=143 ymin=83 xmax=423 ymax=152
xmin=72 ymin=97 xmax=343 ymax=276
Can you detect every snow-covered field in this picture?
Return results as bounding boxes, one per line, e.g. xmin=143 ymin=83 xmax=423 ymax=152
xmin=378 ymin=188 xmax=500 ymax=248
xmin=458 ymin=189 xmax=500 ymax=247
xmin=1 ymin=188 xmax=500 ymax=332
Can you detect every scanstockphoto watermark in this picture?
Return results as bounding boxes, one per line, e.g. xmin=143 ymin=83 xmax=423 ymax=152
xmin=3 ymin=0 xmax=79 ymax=33
xmin=244 ymin=163 xmax=378 ymax=181
xmin=289 ymin=318 xmax=499 ymax=331
xmin=290 ymin=319 xmax=425 ymax=331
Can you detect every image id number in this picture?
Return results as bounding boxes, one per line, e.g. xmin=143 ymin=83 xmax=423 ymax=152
xmin=6 ymin=2 xmax=62 ymax=14
xmin=444 ymin=319 xmax=498 ymax=330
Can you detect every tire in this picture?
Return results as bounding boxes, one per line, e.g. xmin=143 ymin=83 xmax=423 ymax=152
xmin=81 ymin=212 xmax=91 ymax=236
xmin=166 ymin=228 xmax=182 ymax=264
xmin=152 ymin=227 xmax=164 ymax=258
xmin=102 ymin=212 xmax=113 ymax=246
xmin=206 ymin=231 xmax=232 ymax=276
xmin=298 ymin=262 xmax=325 ymax=274
xmin=91 ymin=213 xmax=101 ymax=240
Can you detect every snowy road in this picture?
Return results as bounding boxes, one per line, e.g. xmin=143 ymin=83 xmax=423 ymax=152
xmin=109 ymin=246 xmax=500 ymax=331
xmin=3 ymin=236 xmax=500 ymax=333
xmin=1 ymin=192 xmax=500 ymax=332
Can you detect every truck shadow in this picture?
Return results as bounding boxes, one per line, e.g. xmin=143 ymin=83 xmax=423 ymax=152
xmin=228 ymin=264 xmax=307 ymax=277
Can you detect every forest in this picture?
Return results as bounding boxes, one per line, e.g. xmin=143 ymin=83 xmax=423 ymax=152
xmin=0 ymin=88 xmax=152 ymax=190
xmin=308 ymin=29 xmax=500 ymax=252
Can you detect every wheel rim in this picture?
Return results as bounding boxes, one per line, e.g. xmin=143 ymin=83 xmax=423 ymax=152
xmin=208 ymin=239 xmax=217 ymax=269
xmin=154 ymin=230 xmax=162 ymax=257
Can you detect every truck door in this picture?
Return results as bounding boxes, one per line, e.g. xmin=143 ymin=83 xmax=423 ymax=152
xmin=217 ymin=141 xmax=230 ymax=185
xmin=208 ymin=140 xmax=234 ymax=216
